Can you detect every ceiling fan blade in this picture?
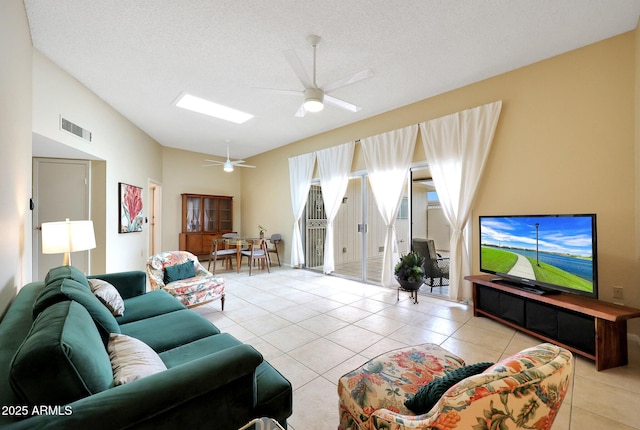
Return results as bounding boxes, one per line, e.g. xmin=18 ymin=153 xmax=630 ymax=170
xmin=253 ymin=87 xmax=302 ymax=97
xmin=203 ymin=159 xmax=224 ymax=165
xmin=234 ymin=163 xmax=256 ymax=169
xmin=231 ymin=160 xmax=246 ymax=165
xmin=324 ymin=94 xmax=362 ymax=113
xmin=283 ymin=49 xmax=313 ymax=89
xmin=322 ymin=69 xmax=374 ymax=93
xmin=294 ymin=103 xmax=307 ymax=117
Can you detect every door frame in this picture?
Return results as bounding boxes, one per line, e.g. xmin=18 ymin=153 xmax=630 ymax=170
xmin=32 ymin=158 xmax=91 ymax=280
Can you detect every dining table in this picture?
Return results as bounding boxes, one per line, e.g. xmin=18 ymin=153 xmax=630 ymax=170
xmin=223 ymin=235 xmax=264 ymax=273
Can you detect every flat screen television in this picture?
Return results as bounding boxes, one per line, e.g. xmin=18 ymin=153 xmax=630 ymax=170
xmin=479 ymin=214 xmax=598 ymax=298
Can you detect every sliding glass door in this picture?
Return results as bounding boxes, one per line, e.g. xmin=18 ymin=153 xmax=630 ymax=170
xmin=411 ymin=167 xmax=451 ymax=296
xmin=305 ymin=174 xmax=409 ymax=284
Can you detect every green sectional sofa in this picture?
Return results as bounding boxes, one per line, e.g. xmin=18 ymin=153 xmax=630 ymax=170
xmin=0 ymin=266 xmax=292 ymax=429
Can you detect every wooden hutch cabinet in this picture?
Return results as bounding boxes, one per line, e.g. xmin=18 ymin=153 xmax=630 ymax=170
xmin=179 ymin=193 xmax=233 ymax=256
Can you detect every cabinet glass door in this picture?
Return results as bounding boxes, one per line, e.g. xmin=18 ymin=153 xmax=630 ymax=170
xmin=219 ymin=199 xmax=232 ymax=231
xmin=203 ymin=198 xmax=218 ymax=232
xmin=186 ymin=196 xmax=202 ymax=232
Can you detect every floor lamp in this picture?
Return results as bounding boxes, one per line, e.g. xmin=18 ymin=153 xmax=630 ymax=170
xmin=41 ymin=219 xmax=96 ymax=266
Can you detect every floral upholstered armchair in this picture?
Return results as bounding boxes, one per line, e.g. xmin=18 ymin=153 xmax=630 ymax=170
xmin=338 ymin=342 xmax=573 ymax=430
xmin=146 ymin=251 xmax=225 ymax=309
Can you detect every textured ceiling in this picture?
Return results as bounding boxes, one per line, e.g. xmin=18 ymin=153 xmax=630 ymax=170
xmin=25 ymin=0 xmax=640 ymax=161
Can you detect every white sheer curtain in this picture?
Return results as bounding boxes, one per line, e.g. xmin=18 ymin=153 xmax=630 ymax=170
xmin=361 ymin=125 xmax=418 ymax=287
xmin=288 ymin=152 xmax=316 ymax=267
xmin=316 ymin=141 xmax=355 ymax=274
xmin=420 ymin=101 xmax=502 ymax=301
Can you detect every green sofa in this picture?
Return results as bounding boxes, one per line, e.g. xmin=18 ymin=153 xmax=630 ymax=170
xmin=0 ymin=266 xmax=292 ymax=429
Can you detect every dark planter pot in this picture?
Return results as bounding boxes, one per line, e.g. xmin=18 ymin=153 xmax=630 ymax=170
xmin=395 ymin=277 xmax=424 ymax=291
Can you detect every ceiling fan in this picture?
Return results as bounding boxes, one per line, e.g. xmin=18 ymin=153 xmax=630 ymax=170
xmin=203 ymin=144 xmax=255 ymax=172
xmin=258 ymin=35 xmax=373 ymax=117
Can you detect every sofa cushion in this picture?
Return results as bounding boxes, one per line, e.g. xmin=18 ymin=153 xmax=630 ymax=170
xmin=164 ymin=261 xmax=195 ymax=284
xmin=33 ymin=278 xmax=121 ymax=337
xmin=10 ymin=301 xmax=113 ymax=405
xmin=115 ymin=289 xmax=186 ymax=325
xmin=159 ymin=333 xmax=244 ymax=368
xmin=120 ymin=309 xmax=220 ymax=353
xmin=45 ymin=265 xmax=91 ymax=290
xmin=89 ymin=278 xmax=125 ymax=316
xmin=108 ymin=334 xmax=167 ymax=385
xmin=33 ymin=278 xmax=70 ymax=318
xmin=404 ymin=361 xmax=494 ymax=414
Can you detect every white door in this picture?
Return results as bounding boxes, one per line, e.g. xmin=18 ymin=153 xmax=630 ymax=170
xmin=32 ymin=158 xmax=90 ymax=280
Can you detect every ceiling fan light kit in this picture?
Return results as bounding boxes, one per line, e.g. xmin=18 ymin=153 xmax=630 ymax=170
xmin=256 ymin=34 xmax=373 ymax=117
xmin=303 ymin=88 xmax=324 ymax=112
xmin=203 ymin=143 xmax=256 ymax=172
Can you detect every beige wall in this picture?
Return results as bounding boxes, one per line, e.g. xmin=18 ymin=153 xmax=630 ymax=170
xmin=161 ymin=147 xmax=243 ymax=251
xmin=242 ymin=32 xmax=638 ymax=334
xmin=635 ymin=18 xmax=640 ymax=336
xmin=0 ymin=0 xmax=33 ymax=316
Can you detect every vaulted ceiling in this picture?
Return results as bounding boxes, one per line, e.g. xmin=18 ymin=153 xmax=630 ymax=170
xmin=24 ymin=0 xmax=640 ymax=161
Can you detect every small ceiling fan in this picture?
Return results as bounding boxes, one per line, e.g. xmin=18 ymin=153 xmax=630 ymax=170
xmin=258 ymin=35 xmax=373 ymax=117
xmin=203 ymin=144 xmax=255 ymax=172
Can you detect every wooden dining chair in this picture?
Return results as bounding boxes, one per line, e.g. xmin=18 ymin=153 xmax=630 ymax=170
xmin=208 ymin=238 xmax=236 ymax=274
xmin=266 ymin=234 xmax=282 ymax=267
xmin=240 ymin=239 xmax=270 ymax=276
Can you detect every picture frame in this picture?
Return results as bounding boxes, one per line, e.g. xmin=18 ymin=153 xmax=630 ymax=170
xmin=119 ymin=182 xmax=143 ymax=233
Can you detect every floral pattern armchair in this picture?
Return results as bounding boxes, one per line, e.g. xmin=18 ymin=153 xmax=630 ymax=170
xmin=338 ymin=343 xmax=573 ymax=430
xmin=146 ymin=251 xmax=225 ymax=309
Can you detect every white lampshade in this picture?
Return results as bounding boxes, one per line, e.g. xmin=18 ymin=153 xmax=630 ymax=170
xmin=41 ymin=219 xmax=96 ymax=265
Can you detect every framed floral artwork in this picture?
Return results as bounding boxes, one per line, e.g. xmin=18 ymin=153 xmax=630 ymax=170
xmin=119 ymin=182 xmax=143 ymax=233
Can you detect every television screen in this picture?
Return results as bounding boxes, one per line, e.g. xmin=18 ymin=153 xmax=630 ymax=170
xmin=479 ymin=214 xmax=597 ymax=298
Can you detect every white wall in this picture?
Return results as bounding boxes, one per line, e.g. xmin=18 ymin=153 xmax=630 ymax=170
xmin=31 ymin=51 xmax=163 ymax=272
xmin=0 ymin=0 xmax=33 ymax=316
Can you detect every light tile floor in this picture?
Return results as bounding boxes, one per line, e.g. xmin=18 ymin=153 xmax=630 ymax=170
xmin=193 ymin=266 xmax=640 ymax=430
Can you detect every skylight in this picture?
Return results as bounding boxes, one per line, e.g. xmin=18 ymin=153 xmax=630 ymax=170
xmin=175 ymin=93 xmax=253 ymax=124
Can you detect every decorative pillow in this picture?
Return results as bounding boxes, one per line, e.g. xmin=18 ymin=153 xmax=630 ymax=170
xmin=405 ymin=362 xmax=494 ymax=414
xmin=107 ymin=334 xmax=167 ymax=385
xmin=10 ymin=301 xmax=113 ymax=406
xmin=89 ymin=278 xmax=125 ymax=316
xmin=163 ymin=260 xmax=195 ymax=284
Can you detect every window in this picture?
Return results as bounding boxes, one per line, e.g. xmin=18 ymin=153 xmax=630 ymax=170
xmin=427 ymin=191 xmax=439 ymax=206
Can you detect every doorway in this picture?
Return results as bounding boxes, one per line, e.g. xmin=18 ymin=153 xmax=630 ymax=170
xmin=32 ymin=158 xmax=91 ymax=280
xmin=411 ymin=167 xmax=451 ymax=296
xmin=304 ymin=174 xmax=401 ymax=284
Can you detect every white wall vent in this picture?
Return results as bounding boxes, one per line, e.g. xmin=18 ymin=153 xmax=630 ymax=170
xmin=60 ymin=116 xmax=92 ymax=142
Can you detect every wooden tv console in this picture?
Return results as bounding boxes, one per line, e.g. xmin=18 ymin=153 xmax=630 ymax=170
xmin=466 ymin=275 xmax=640 ymax=371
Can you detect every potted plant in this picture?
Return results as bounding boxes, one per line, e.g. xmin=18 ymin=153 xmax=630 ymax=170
xmin=394 ymin=251 xmax=425 ymax=290
xmin=258 ymin=225 xmax=267 ymax=239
